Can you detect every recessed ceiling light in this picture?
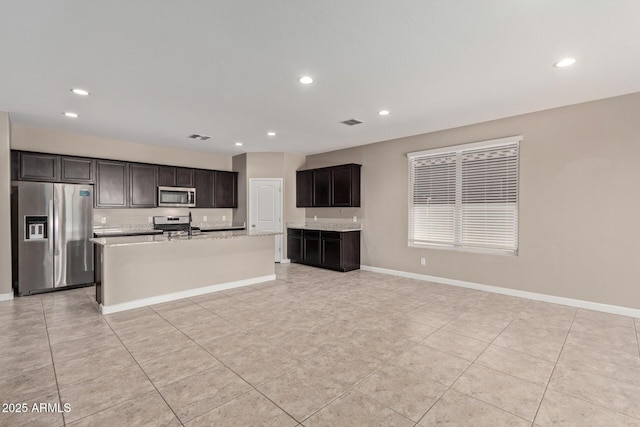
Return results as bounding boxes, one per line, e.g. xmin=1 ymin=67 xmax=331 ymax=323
xmin=71 ymin=88 xmax=90 ymax=96
xmin=267 ymin=131 xmax=276 ymax=136
xmin=235 ymin=142 xmax=243 ymax=147
xmin=554 ymin=58 xmax=576 ymax=68
xmin=298 ymin=76 xmax=313 ymax=85
xmin=378 ymin=110 xmax=390 ymax=116
xmin=64 ymin=112 xmax=79 ymax=118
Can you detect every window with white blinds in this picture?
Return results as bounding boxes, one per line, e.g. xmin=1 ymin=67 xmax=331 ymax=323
xmin=408 ymin=136 xmax=520 ymax=254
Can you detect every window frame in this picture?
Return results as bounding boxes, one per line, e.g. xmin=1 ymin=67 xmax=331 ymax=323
xmin=407 ymin=135 xmax=521 ymax=256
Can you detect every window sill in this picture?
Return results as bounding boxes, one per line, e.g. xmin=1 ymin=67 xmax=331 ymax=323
xmin=408 ymin=242 xmax=518 ymax=257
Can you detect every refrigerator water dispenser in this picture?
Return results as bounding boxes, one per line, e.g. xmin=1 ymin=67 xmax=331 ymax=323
xmin=25 ymin=216 xmax=48 ymax=241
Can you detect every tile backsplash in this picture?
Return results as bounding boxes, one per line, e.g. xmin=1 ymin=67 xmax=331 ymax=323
xmin=93 ymin=208 xmax=236 ymax=227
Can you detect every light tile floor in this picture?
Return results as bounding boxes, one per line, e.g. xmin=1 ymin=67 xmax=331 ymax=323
xmin=1 ymin=263 xmax=640 ymax=426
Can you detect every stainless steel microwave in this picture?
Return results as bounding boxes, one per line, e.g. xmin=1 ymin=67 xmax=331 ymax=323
xmin=158 ymin=186 xmax=196 ymax=207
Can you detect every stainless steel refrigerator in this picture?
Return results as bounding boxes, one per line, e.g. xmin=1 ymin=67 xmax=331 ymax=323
xmin=11 ymin=181 xmax=94 ymax=295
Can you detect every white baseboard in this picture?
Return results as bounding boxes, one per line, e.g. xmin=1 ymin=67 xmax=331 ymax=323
xmin=361 ymin=265 xmax=640 ymax=319
xmin=0 ymin=292 xmax=14 ymax=302
xmin=100 ymin=274 xmax=276 ymax=315
xmin=279 ymin=258 xmax=291 ymax=264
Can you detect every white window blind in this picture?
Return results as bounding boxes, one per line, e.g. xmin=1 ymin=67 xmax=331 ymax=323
xmin=408 ymin=136 xmax=520 ymax=254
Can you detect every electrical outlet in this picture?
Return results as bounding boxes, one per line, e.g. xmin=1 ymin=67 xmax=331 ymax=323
xmin=221 ymin=215 xmax=225 ymax=221
xmin=420 ymin=257 xmax=426 ymax=266
xmin=353 ymin=216 xmax=357 ymax=223
xmin=100 ymin=217 xmax=106 ymax=224
xmin=314 ymin=215 xmax=317 ymax=221
xmin=203 ymin=215 xmax=208 ymax=221
xmin=147 ymin=216 xmax=152 ymax=223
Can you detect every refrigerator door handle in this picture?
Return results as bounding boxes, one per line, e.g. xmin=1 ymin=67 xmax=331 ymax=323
xmin=48 ymin=199 xmax=54 ymax=256
xmin=53 ymin=184 xmax=63 ymax=287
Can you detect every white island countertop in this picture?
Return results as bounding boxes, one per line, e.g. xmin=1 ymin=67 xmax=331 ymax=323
xmin=90 ymin=230 xmax=282 ymax=247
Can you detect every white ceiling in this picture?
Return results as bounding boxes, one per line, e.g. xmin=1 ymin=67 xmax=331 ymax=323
xmin=1 ymin=1 xmax=640 ymax=156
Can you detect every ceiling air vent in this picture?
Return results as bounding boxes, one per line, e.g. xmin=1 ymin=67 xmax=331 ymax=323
xmin=188 ymin=134 xmax=211 ymax=141
xmin=340 ymin=119 xmax=363 ymax=126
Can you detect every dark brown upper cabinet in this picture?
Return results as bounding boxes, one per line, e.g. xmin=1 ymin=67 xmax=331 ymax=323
xmin=297 ymin=163 xmax=361 ymax=207
xmin=158 ymin=166 xmax=195 ymax=187
xmin=313 ymin=169 xmax=331 ymax=207
xmin=176 ymin=168 xmax=194 ymax=187
xmin=296 ymin=170 xmax=313 ymax=207
xmin=18 ymin=152 xmax=96 ymax=184
xmin=194 ymin=169 xmax=215 ymax=208
xmin=214 ymin=171 xmax=237 ymax=208
xmin=331 ymin=164 xmax=361 ymax=207
xmin=157 ymin=165 xmax=176 ymax=186
xmin=12 ymin=150 xmax=236 ymax=210
xmin=18 ymin=152 xmax=59 ymax=181
xmin=95 ymin=160 xmax=128 ymax=208
xmin=60 ymin=156 xmax=94 ymax=183
xmin=129 ymin=163 xmax=157 ymax=208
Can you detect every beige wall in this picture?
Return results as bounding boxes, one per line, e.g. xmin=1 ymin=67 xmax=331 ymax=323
xmin=0 ymin=113 xmax=11 ymax=296
xmin=236 ymin=152 xmax=306 ymax=258
xmin=11 ymin=125 xmax=232 ymax=170
xmin=283 ymin=153 xmax=307 ymax=227
xmin=305 ymin=92 xmax=640 ymax=310
xmin=232 ymin=153 xmax=248 ymax=226
xmin=10 ymin=125 xmax=236 ymax=226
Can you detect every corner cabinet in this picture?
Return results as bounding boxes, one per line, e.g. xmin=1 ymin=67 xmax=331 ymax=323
xmin=287 ymin=228 xmax=360 ymax=272
xmin=296 ymin=163 xmax=361 ymax=207
xmin=214 ymin=171 xmax=237 ymax=208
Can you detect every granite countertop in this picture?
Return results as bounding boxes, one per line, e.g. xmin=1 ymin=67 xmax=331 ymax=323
xmin=286 ymin=223 xmax=362 ymax=232
xmin=90 ymin=230 xmax=281 ymax=247
xmin=93 ymin=223 xmax=245 ymax=236
xmin=93 ymin=228 xmax=163 ymax=237
xmin=199 ymin=225 xmax=245 ymax=232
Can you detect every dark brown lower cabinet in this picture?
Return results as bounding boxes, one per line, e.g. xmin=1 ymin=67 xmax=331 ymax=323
xmin=303 ymin=230 xmax=321 ymax=265
xmin=287 ymin=228 xmax=360 ymax=272
xmin=321 ymin=233 xmax=342 ymax=269
xmin=287 ymin=230 xmax=303 ymax=263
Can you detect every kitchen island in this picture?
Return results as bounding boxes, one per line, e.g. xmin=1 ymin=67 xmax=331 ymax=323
xmin=91 ymin=230 xmax=280 ymax=314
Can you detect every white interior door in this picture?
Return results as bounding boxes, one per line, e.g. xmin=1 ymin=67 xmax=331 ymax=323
xmin=249 ymin=179 xmax=283 ymax=262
